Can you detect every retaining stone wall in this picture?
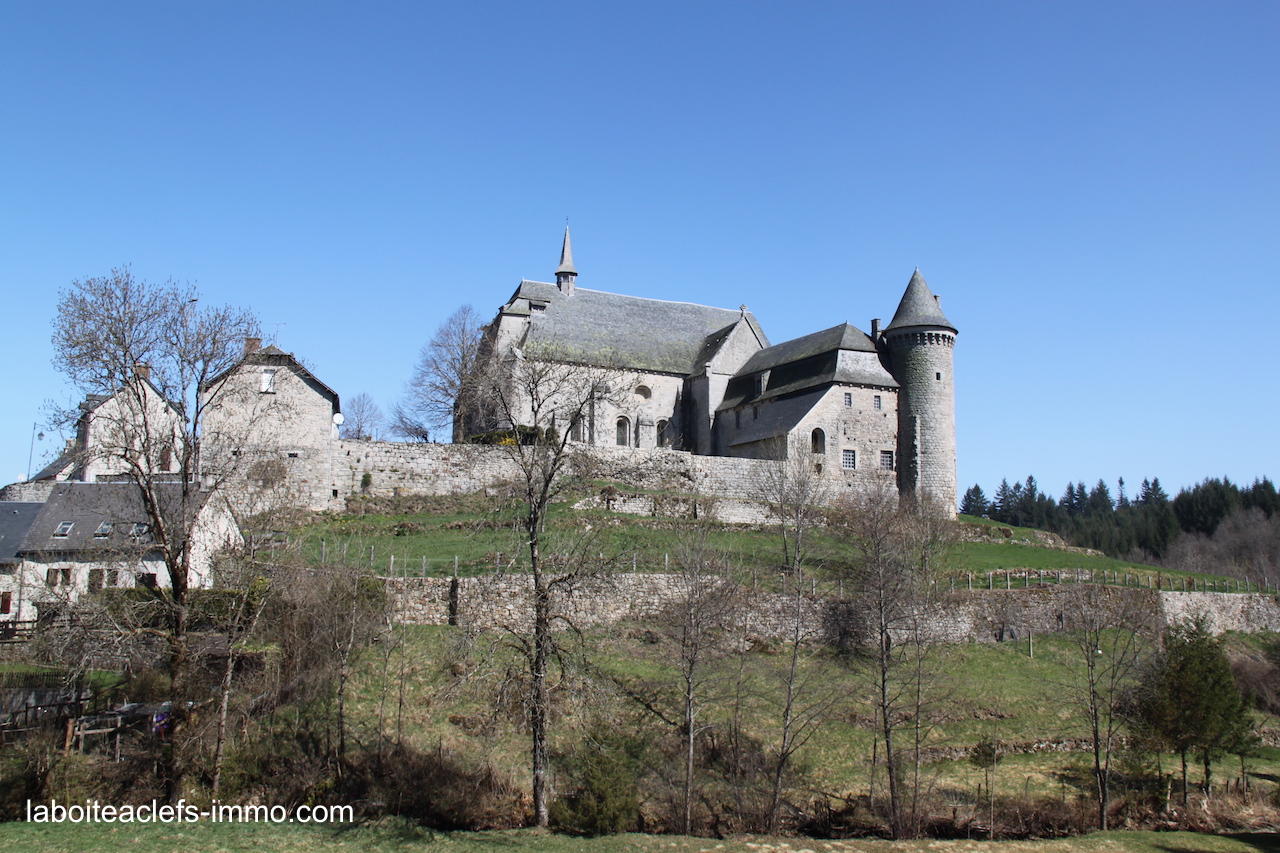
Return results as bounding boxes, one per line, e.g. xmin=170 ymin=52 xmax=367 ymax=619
xmin=386 ymin=573 xmax=1280 ymax=643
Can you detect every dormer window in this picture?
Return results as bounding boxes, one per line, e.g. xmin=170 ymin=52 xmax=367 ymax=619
xmin=53 ymin=521 xmax=74 ymax=538
xmin=130 ymin=523 xmax=149 ymax=539
xmin=261 ymin=369 xmax=277 ymax=393
xmin=94 ymin=522 xmax=113 ymax=538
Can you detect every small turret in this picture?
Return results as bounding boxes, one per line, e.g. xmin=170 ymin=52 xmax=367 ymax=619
xmin=555 ymin=226 xmax=577 ymax=295
xmin=884 ymin=269 xmax=958 ymax=514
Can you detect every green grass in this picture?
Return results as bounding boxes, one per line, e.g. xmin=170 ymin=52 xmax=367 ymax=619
xmin=286 ymin=498 xmax=1257 ymax=594
xmin=1 ymin=821 xmax=1277 ymax=853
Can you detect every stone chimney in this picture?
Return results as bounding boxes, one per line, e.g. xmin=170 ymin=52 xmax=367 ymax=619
xmin=244 ymin=336 xmax=262 ymax=356
xmin=871 ymin=319 xmax=881 ymax=340
xmin=133 ymin=363 xmax=151 ymax=382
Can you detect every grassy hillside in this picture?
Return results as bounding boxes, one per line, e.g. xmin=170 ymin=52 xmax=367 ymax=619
xmin=283 ymin=495 xmax=1243 ymax=590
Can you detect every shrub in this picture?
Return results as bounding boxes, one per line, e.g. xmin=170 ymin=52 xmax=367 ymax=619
xmin=550 ymin=724 xmax=642 ymax=835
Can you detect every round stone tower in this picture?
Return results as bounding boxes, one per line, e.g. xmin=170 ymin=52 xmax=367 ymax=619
xmin=883 ymin=270 xmax=958 ymax=513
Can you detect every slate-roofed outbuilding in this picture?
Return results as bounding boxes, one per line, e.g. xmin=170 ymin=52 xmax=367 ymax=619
xmin=499 ymin=280 xmax=769 ymax=376
xmin=18 ymin=482 xmax=203 ymax=556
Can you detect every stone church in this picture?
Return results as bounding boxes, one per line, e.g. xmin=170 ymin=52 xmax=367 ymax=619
xmin=479 ymin=229 xmax=958 ymax=505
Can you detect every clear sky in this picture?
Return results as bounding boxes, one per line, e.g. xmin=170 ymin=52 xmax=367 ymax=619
xmin=2 ymin=2 xmax=1276 ymax=503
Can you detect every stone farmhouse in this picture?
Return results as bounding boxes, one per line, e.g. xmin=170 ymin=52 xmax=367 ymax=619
xmin=0 ymin=481 xmax=241 ymax=622
xmin=475 ymin=228 xmax=959 ymax=506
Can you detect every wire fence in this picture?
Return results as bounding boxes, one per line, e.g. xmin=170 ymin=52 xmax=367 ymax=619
xmin=253 ymin=536 xmax=1280 ymax=597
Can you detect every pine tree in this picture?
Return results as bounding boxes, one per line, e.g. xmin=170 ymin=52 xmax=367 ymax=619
xmin=960 ymin=484 xmax=989 ymax=517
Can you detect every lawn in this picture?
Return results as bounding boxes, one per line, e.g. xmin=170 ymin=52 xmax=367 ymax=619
xmin=1 ymin=821 xmax=1277 ymax=853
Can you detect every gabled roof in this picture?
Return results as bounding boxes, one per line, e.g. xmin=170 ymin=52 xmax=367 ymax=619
xmin=885 ymin=269 xmax=956 ymax=332
xmin=736 ymin=323 xmax=877 ymax=375
xmin=0 ymin=503 xmax=43 ymax=565
xmin=719 ymin=323 xmax=897 ymax=410
xmin=18 ymin=482 xmax=208 ymax=555
xmin=501 ymin=281 xmax=769 ymax=376
xmin=203 ymin=346 xmax=340 ymax=409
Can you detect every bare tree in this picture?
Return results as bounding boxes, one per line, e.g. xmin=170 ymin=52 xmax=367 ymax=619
xmin=51 ymin=267 xmax=259 ymax=801
xmin=757 ymin=437 xmax=829 ymax=575
xmin=828 ymin=485 xmax=955 ymax=839
xmin=471 ymin=342 xmax=629 ymax=826
xmin=394 ymin=304 xmax=485 ymax=442
xmin=1053 ymin=586 xmax=1153 ymax=830
xmin=340 ymin=392 xmax=383 ymax=441
xmin=765 ymin=585 xmax=841 ymax=832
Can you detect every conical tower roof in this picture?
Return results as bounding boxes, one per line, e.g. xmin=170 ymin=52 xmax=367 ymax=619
xmin=885 ymin=269 xmax=956 ymax=332
xmin=555 ymin=226 xmax=577 ymax=276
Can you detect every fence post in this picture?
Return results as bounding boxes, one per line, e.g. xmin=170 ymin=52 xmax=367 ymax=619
xmin=453 ymin=556 xmax=458 ymax=577
xmin=422 ymin=556 xmax=426 ymax=578
xmin=369 ymin=546 xmax=374 ymax=567
xmin=390 ymin=554 xmax=394 ymax=574
xmin=321 ymin=540 xmax=326 ymax=563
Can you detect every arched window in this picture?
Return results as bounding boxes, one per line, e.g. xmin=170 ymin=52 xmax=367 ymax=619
xmin=811 ymin=428 xmax=826 ymax=455
xmin=656 ymin=420 xmax=669 ymax=447
xmin=616 ymin=417 xmax=630 ymax=447
xmin=635 ymin=385 xmax=651 ymax=400
xmin=570 ymin=417 xmax=584 ymax=442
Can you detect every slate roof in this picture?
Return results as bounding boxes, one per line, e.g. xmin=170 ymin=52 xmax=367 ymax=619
xmin=885 ymin=269 xmax=956 ymax=332
xmin=0 ymin=503 xmax=43 ymax=566
xmin=203 ymin=346 xmax=341 ymax=408
xmin=17 ymin=482 xmax=206 ymax=556
xmin=724 ymin=388 xmax=828 ymax=447
xmin=719 ymin=323 xmax=897 ymax=411
xmin=501 ymin=281 xmax=769 ymax=376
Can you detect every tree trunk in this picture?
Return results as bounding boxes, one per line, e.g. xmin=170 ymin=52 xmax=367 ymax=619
xmin=211 ymin=626 xmax=235 ymax=795
xmin=530 ymin=536 xmax=551 ymax=827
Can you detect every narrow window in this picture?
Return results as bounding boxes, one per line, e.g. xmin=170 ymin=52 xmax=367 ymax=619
xmin=61 ymin=568 xmax=72 ymax=587
xmin=810 ymin=428 xmax=826 ymax=455
xmin=936 ymin=372 xmax=941 ymax=381
xmin=753 ymin=406 xmax=758 ymax=420
xmin=873 ymin=395 xmax=882 ymax=410
xmin=53 ymin=521 xmax=73 ymax=538
xmin=94 ymin=522 xmax=113 ymax=538
xmin=261 ymin=369 xmax=277 ymax=393
xmin=159 ymin=446 xmax=173 ymax=471
xmin=880 ymin=450 xmax=895 ymax=471
xmin=0 ymin=592 xmax=10 ymax=614
xmin=843 ymin=393 xmax=852 ymax=407
xmin=842 ymin=449 xmax=856 ymax=469
xmin=570 ymin=418 xmax=584 ymax=442
xmin=46 ymin=569 xmax=58 ymax=588
xmin=616 ymin=417 xmax=630 ymax=447
xmin=107 ymin=570 xmax=119 ymax=587
xmin=656 ymin=420 xmax=669 ymax=448
xmin=735 ymin=410 xmax=741 ymax=429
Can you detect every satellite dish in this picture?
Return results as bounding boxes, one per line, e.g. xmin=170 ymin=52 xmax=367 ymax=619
xmin=332 ymin=413 xmax=345 ymax=426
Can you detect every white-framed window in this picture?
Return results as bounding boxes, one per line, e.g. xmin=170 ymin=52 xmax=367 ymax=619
xmin=94 ymin=522 xmax=113 ymax=538
xmin=53 ymin=521 xmax=74 ymax=538
xmin=843 ymin=392 xmax=852 ymax=407
xmin=260 ymin=369 xmax=277 ymax=393
xmin=873 ymin=395 xmax=882 ymax=410
xmin=130 ymin=522 xmax=149 ymax=539
xmin=842 ymin=449 xmax=856 ymax=469
xmin=880 ymin=450 xmax=894 ymax=471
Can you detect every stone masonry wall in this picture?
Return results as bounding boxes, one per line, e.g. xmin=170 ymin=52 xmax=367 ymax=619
xmin=387 ymin=572 xmax=1280 ymax=643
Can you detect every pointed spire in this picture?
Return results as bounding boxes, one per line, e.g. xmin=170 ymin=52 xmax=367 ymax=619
xmin=885 ymin=268 xmax=956 ymax=332
xmin=555 ymin=226 xmax=577 ymax=294
xmin=555 ymin=226 xmax=576 ymax=276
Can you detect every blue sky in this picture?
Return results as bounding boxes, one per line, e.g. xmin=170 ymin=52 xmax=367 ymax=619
xmin=2 ymin=2 xmax=1276 ymax=503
